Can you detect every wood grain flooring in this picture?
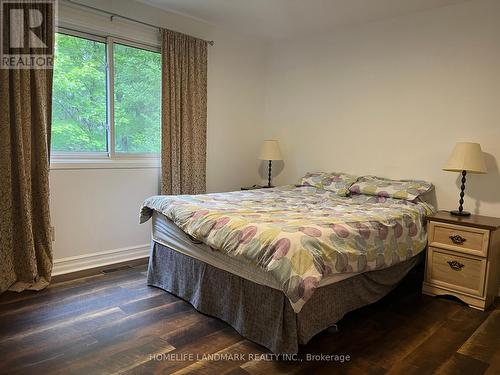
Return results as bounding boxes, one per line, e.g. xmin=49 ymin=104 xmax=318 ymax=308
xmin=0 ymin=262 xmax=498 ymax=375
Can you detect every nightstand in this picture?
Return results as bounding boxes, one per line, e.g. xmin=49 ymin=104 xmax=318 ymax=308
xmin=423 ymin=211 xmax=500 ymax=311
xmin=241 ymin=185 xmax=269 ymax=190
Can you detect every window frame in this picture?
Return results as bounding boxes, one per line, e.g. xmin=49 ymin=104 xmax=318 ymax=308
xmin=51 ymin=27 xmax=161 ymax=169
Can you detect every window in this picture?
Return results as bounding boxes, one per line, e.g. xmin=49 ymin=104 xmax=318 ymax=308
xmin=113 ymin=43 xmax=161 ymax=153
xmin=51 ymin=30 xmax=161 ymax=160
xmin=52 ymin=33 xmax=107 ymax=153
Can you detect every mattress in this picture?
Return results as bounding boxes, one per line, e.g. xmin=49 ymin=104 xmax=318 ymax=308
xmin=152 ymin=211 xmax=357 ymax=290
xmin=142 ymin=185 xmax=433 ymax=313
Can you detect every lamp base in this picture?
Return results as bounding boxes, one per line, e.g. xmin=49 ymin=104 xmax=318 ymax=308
xmin=450 ymin=210 xmax=471 ymax=217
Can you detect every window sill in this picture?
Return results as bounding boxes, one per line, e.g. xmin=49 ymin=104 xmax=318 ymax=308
xmin=50 ymin=158 xmax=160 ymax=170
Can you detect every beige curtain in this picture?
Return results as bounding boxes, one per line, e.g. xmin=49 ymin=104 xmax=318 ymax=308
xmin=0 ymin=2 xmax=54 ymax=293
xmin=161 ymin=29 xmax=208 ymax=195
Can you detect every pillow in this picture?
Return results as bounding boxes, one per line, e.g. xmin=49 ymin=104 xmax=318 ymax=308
xmin=349 ymin=176 xmax=433 ymax=201
xmin=299 ymin=172 xmax=358 ymax=196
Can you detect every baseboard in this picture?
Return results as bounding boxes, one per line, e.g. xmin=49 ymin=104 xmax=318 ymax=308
xmin=52 ymin=244 xmax=151 ymax=276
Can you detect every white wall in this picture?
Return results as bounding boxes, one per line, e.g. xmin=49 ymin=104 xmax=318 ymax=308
xmin=50 ymin=0 xmax=267 ymax=271
xmin=264 ymin=0 xmax=500 ymax=217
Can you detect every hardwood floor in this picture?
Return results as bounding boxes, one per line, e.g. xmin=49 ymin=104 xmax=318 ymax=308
xmin=0 ymin=262 xmax=498 ymax=375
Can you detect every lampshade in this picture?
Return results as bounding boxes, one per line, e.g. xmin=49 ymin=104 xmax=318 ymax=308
xmin=258 ymin=140 xmax=282 ymax=161
xmin=443 ymin=142 xmax=487 ymax=174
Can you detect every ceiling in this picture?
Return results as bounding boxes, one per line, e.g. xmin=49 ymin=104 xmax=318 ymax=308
xmin=140 ymin=0 xmax=468 ymax=40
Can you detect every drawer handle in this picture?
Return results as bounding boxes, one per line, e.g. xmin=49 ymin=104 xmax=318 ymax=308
xmin=449 ymin=234 xmax=467 ymax=245
xmin=447 ymin=260 xmax=465 ymax=271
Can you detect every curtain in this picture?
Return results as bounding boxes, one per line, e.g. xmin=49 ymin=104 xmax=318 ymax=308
xmin=0 ymin=1 xmax=54 ymax=293
xmin=160 ymin=29 xmax=208 ymax=195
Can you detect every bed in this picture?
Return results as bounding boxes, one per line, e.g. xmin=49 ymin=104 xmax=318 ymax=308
xmin=140 ymin=178 xmax=434 ymax=353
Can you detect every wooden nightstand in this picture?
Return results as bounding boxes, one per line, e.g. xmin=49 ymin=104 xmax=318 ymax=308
xmin=241 ymin=185 xmax=269 ymax=190
xmin=423 ymin=211 xmax=500 ymax=311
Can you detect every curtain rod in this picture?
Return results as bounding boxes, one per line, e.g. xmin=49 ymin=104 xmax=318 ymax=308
xmin=64 ymin=0 xmax=215 ymax=46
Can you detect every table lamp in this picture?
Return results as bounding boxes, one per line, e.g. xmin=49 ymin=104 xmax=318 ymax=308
xmin=443 ymin=142 xmax=487 ymax=216
xmin=258 ymin=140 xmax=282 ymax=188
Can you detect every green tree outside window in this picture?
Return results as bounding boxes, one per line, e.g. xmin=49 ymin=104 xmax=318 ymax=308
xmin=51 ymin=33 xmax=161 ymax=154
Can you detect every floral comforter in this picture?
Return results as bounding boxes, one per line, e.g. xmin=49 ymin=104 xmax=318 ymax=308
xmin=140 ymin=185 xmax=435 ymax=313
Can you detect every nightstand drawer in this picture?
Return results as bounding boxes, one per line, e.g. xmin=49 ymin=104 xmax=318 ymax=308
xmin=429 ymin=222 xmax=489 ymax=257
xmin=426 ymin=247 xmax=486 ymax=297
